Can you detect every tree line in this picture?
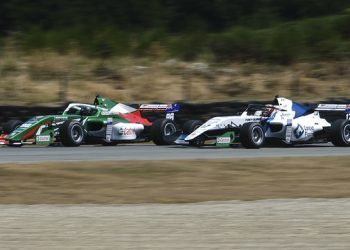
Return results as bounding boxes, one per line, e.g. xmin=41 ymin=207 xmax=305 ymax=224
xmin=1 ymin=0 xmax=350 ymax=63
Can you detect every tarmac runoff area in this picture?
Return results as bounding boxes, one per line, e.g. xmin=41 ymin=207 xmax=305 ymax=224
xmin=0 ymin=143 xmax=350 ymax=163
xmin=0 ymin=199 xmax=350 ymax=249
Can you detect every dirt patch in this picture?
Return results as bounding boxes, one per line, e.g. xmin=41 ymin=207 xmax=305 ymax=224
xmin=0 ymin=157 xmax=350 ymax=204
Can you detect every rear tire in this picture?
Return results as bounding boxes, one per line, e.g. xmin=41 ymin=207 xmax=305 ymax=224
xmin=240 ymin=122 xmax=265 ymax=149
xmin=59 ymin=121 xmax=85 ymax=147
xmin=183 ymin=120 xmax=203 ymax=134
xmin=330 ymin=119 xmax=350 ymax=146
xmin=151 ymin=119 xmax=177 ymax=145
xmin=3 ymin=120 xmax=23 ymax=134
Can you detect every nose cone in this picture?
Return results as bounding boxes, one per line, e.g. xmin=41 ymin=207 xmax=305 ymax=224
xmin=184 ymin=131 xmax=199 ymax=141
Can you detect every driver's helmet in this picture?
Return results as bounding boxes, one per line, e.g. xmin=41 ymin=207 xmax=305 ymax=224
xmin=80 ymin=106 xmax=92 ymax=116
xmin=262 ymin=104 xmax=275 ymax=117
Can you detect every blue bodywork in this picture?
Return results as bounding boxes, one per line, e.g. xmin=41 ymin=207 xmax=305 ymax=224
xmin=292 ymin=102 xmax=311 ymax=118
xmin=166 ymin=104 xmax=180 ymax=113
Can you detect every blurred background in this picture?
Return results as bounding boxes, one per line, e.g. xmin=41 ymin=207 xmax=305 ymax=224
xmin=0 ymin=0 xmax=350 ymax=105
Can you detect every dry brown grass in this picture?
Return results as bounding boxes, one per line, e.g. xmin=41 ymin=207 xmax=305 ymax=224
xmin=1 ymin=50 xmax=350 ymax=105
xmin=0 ymin=156 xmax=350 ymax=204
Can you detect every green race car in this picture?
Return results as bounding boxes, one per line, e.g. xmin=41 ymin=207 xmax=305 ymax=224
xmin=1 ymin=96 xmax=180 ymax=147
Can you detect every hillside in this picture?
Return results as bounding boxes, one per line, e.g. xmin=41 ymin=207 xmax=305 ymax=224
xmin=0 ymin=50 xmax=349 ymax=104
xmin=1 ymin=1 xmax=350 ymax=103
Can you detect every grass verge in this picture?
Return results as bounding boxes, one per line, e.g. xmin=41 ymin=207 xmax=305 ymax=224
xmin=1 ymin=157 xmax=350 ymax=204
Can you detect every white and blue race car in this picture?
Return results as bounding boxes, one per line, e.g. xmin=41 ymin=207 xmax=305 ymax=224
xmin=176 ymin=96 xmax=350 ymax=148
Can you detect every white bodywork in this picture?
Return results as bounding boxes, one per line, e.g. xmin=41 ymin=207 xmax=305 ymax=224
xmin=110 ymin=103 xmax=137 ymax=114
xmin=185 ymin=113 xmax=262 ymax=141
xmin=110 ymin=123 xmax=144 ymax=140
xmin=184 ymin=97 xmax=349 ymax=144
xmin=63 ymin=103 xmax=106 ymax=113
xmin=266 ymin=110 xmax=330 ymax=143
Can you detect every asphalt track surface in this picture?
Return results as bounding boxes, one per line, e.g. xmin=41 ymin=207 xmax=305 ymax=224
xmin=0 ymin=142 xmax=349 ymax=163
xmin=1 ymin=147 xmax=350 ymax=249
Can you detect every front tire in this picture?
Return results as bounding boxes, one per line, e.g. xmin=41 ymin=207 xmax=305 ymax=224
xmin=240 ymin=122 xmax=265 ymax=149
xmin=59 ymin=121 xmax=85 ymax=147
xmin=189 ymin=135 xmax=205 ymax=147
xmin=330 ymin=119 xmax=350 ymax=146
xmin=183 ymin=120 xmax=203 ymax=134
xmin=3 ymin=120 xmax=23 ymax=134
xmin=151 ymin=119 xmax=177 ymax=145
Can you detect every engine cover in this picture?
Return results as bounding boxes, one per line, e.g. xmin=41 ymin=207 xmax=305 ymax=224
xmin=111 ymin=123 xmax=144 ymax=140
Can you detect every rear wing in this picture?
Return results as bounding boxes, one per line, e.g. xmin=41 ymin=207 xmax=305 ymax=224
xmin=139 ymin=104 xmax=180 ymax=113
xmin=315 ymin=104 xmax=350 ymax=112
xmin=139 ymin=104 xmax=180 ymax=121
xmin=316 ymin=104 xmax=350 ymax=119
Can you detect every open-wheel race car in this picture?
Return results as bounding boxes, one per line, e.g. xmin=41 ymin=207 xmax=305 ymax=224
xmin=176 ymin=96 xmax=350 ymax=148
xmin=0 ymin=96 xmax=180 ymax=147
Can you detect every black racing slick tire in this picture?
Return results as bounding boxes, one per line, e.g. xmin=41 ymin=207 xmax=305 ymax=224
xmin=3 ymin=120 xmax=23 ymax=134
xmin=189 ymin=135 xmax=206 ymax=147
xmin=183 ymin=120 xmax=203 ymax=134
xmin=330 ymin=119 xmax=350 ymax=147
xmin=240 ymin=122 xmax=265 ymax=149
xmin=151 ymin=118 xmax=177 ymax=145
xmin=59 ymin=121 xmax=85 ymax=147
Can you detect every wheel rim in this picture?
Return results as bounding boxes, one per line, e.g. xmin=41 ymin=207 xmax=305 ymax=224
xmin=190 ymin=135 xmax=205 ymax=147
xmin=252 ymin=126 xmax=263 ymax=145
xmin=343 ymin=124 xmax=350 ymax=142
xmin=164 ymin=123 xmax=176 ymax=136
xmin=195 ymin=137 xmax=205 ymax=146
xmin=71 ymin=124 xmax=83 ymax=142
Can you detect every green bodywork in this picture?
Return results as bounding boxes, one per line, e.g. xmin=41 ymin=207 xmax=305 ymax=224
xmin=5 ymin=96 xmax=130 ymax=145
xmin=215 ymin=131 xmax=236 ymax=148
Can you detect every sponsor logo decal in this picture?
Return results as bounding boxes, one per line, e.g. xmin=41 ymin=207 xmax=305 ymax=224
xmin=304 ymin=126 xmax=314 ymax=131
xmin=106 ymin=118 xmax=113 ymax=141
xmin=216 ymin=137 xmax=231 ymax=144
xmin=140 ymin=104 xmax=170 ymax=110
xmin=54 ymin=116 xmax=68 ymax=121
xmin=285 ymin=119 xmax=293 ymax=143
xmin=244 ymin=118 xmax=261 ymax=122
xmin=118 ymin=128 xmax=136 ymax=136
xmin=303 ymin=125 xmax=314 ymax=136
xmin=21 ymin=123 xmax=33 ymax=128
xmin=166 ymin=113 xmax=174 ymax=120
xmin=36 ymin=135 xmax=51 ymax=142
xmin=293 ymin=124 xmax=304 ymax=139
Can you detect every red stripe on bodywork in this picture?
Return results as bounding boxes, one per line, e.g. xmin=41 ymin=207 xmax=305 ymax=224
xmin=22 ymin=125 xmax=41 ymax=140
xmin=119 ymin=110 xmax=152 ymax=126
xmin=0 ymin=133 xmax=8 ymax=144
